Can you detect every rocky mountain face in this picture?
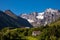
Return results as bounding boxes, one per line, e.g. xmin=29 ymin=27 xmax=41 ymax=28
xmin=44 ymin=8 xmax=60 ymax=26
xmin=0 ymin=10 xmax=32 ymax=29
xmin=20 ymin=8 xmax=60 ymax=27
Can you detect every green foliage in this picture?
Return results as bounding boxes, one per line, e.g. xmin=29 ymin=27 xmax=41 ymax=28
xmin=0 ymin=23 xmax=60 ymax=40
xmin=50 ymin=36 xmax=57 ymax=40
xmin=27 ymin=36 xmax=38 ymax=40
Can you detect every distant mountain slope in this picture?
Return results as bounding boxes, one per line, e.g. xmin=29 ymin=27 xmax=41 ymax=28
xmin=0 ymin=10 xmax=32 ymax=29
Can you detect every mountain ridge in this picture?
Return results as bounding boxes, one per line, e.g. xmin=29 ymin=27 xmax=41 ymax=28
xmin=0 ymin=10 xmax=33 ymax=29
xmin=20 ymin=8 xmax=60 ymax=27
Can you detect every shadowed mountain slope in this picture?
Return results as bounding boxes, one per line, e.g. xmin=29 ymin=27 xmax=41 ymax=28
xmin=0 ymin=10 xmax=32 ymax=29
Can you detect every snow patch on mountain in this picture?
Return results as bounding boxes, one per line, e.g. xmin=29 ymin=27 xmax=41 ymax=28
xmin=27 ymin=19 xmax=34 ymax=23
xmin=36 ymin=12 xmax=44 ymax=19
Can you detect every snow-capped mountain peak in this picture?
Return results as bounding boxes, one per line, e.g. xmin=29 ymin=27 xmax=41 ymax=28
xmin=20 ymin=8 xmax=60 ymax=27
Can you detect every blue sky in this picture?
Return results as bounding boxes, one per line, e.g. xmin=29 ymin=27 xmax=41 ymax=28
xmin=0 ymin=0 xmax=60 ymax=15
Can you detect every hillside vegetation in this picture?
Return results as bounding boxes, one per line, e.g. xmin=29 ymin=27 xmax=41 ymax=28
xmin=49 ymin=19 xmax=60 ymax=26
xmin=0 ymin=20 xmax=60 ymax=40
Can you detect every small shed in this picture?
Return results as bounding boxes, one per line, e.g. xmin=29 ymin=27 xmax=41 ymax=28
xmin=32 ymin=31 xmax=40 ymax=36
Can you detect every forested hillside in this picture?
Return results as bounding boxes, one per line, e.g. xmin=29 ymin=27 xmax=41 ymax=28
xmin=0 ymin=20 xmax=60 ymax=40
